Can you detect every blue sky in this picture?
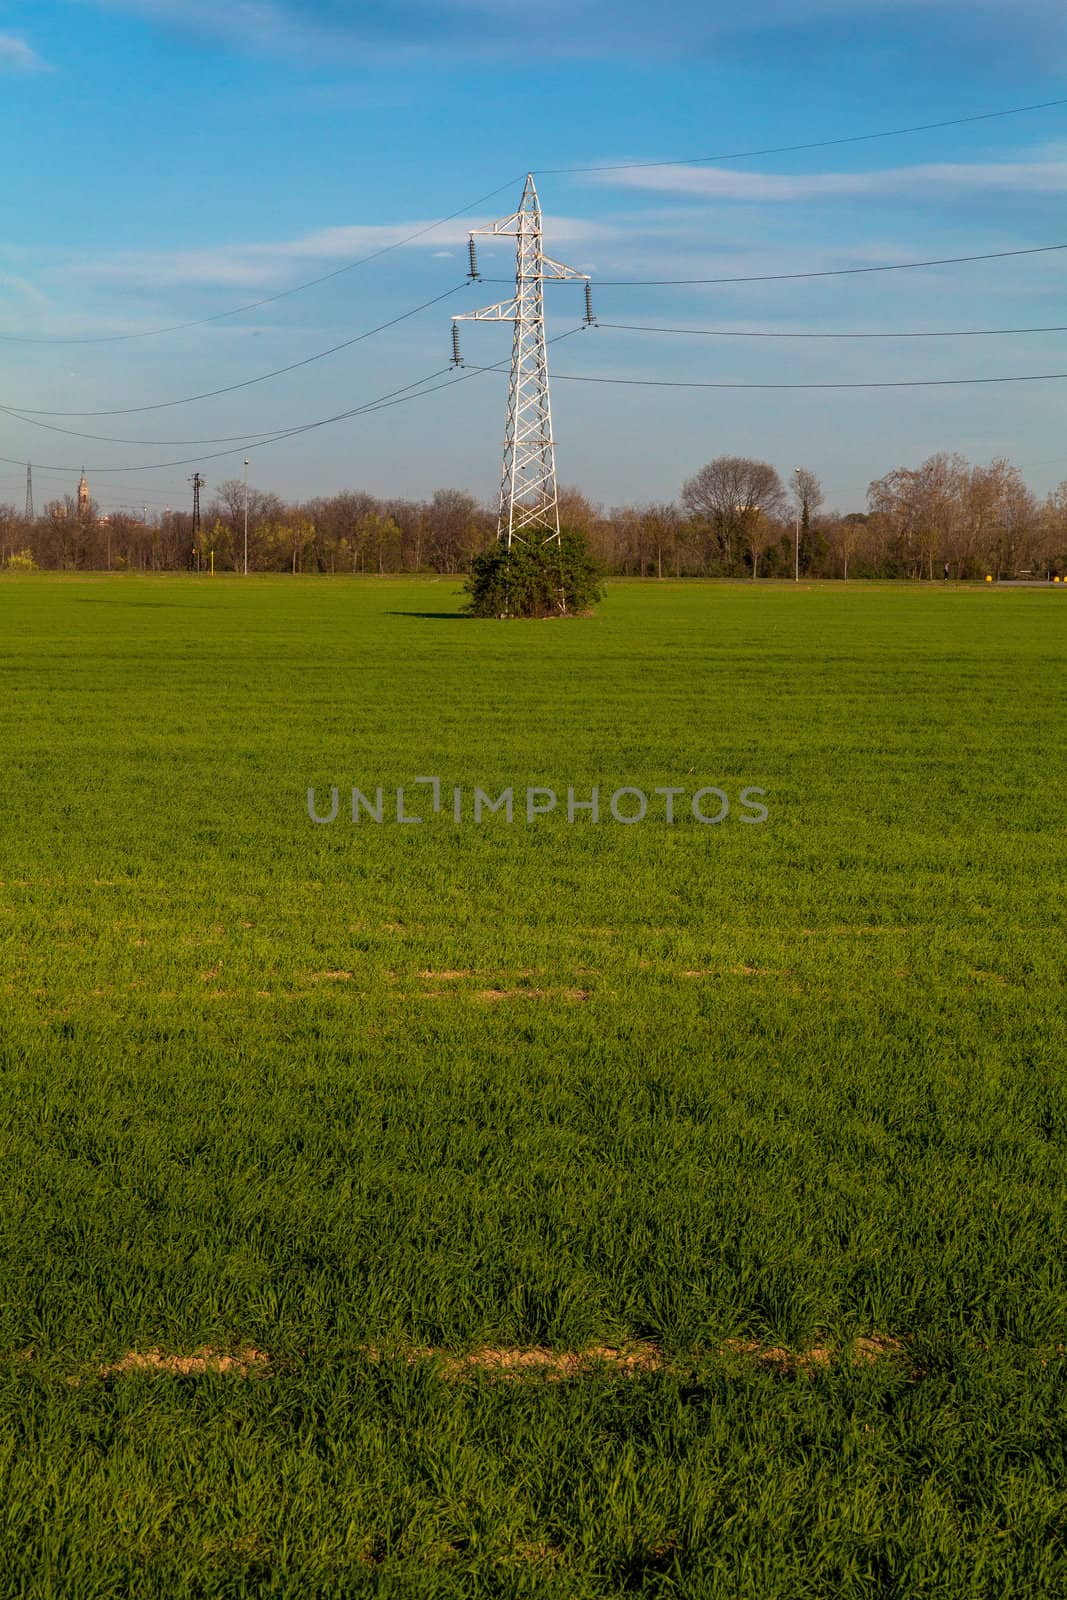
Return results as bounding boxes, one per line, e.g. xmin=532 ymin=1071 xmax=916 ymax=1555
xmin=2 ymin=1 xmax=1067 ymax=515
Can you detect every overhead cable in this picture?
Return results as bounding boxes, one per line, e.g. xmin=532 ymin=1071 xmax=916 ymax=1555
xmin=483 ymin=242 xmax=1067 ymax=288
xmin=5 ymin=285 xmax=467 ymax=418
xmin=0 ymin=329 xmax=586 ymax=477
xmin=465 ymin=361 xmax=1067 ymax=390
xmin=0 ymin=176 xmax=524 ymax=346
xmin=0 ymin=369 xmax=460 ymax=473
xmin=536 ymin=96 xmax=1067 ymax=175
xmin=598 ymin=320 xmax=1067 ymax=340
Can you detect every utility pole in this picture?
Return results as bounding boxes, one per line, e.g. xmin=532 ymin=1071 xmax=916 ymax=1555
xmin=190 ymin=472 xmax=204 ymax=541
xmin=243 ymin=459 xmax=250 ymax=575
xmin=794 ymin=467 xmax=801 ymax=584
xmin=24 ymin=463 xmax=33 ymax=522
xmin=452 ymin=174 xmax=593 ymax=547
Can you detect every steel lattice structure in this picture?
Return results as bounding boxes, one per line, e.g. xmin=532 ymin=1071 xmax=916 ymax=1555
xmin=453 ymin=174 xmax=590 ymax=547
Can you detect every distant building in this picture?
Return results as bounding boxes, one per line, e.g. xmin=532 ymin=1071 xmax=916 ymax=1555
xmin=77 ymin=471 xmax=90 ymax=520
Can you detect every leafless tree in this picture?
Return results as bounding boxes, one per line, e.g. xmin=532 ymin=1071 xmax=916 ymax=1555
xmin=639 ymin=502 xmax=683 ymax=578
xmin=424 ymin=488 xmax=484 ymax=574
xmin=824 ymin=514 xmax=869 ymax=580
xmin=792 ymin=468 xmax=823 ymax=521
xmin=1040 ymin=481 xmax=1067 ymax=576
xmin=681 ymin=456 xmax=786 ymax=571
xmin=0 ymin=503 xmax=18 ymax=565
xmin=993 ymin=466 xmax=1039 ymax=579
xmin=739 ymin=508 xmax=777 ymax=579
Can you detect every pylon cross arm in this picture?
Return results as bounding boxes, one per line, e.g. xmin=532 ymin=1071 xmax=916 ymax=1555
xmin=470 ymin=215 xmax=522 ymax=238
xmin=539 ymin=253 xmax=590 ymax=282
xmin=454 ymin=300 xmax=518 ymax=323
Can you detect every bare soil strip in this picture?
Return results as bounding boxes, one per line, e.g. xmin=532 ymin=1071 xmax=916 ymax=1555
xmin=84 ymin=1336 xmax=908 ymax=1383
xmin=99 ymin=1346 xmax=270 ymax=1378
xmin=361 ymin=1336 xmax=907 ymax=1381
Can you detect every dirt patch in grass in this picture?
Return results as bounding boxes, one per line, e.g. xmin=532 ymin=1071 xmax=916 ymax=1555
xmin=722 ymin=1334 xmax=905 ymax=1373
xmin=444 ymin=1344 xmax=661 ymax=1378
xmin=476 ymin=987 xmax=590 ymax=1003
xmin=508 ymin=1543 xmax=564 ymax=1568
xmin=85 ymin=1336 xmax=907 ymax=1386
xmin=100 ymin=1346 xmax=270 ymax=1379
xmin=361 ymin=1343 xmax=662 ymax=1379
xmin=365 ymin=1336 xmax=906 ymax=1382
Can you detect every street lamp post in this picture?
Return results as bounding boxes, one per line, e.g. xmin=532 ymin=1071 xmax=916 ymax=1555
xmin=243 ymin=459 xmax=250 ymax=576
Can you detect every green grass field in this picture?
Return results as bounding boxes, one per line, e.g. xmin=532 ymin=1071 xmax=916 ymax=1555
xmin=0 ymin=573 xmax=1064 ymax=1597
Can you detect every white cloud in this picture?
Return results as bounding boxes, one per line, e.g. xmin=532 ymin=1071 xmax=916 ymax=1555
xmin=0 ymin=271 xmax=49 ymax=304
xmin=0 ymin=32 xmax=50 ymax=72
xmin=76 ymin=1 xmax=391 ymax=58
xmin=72 ymin=0 xmax=1067 ymax=61
xmin=68 ymin=215 xmax=621 ymax=291
xmin=595 ymin=159 xmax=1067 ymax=202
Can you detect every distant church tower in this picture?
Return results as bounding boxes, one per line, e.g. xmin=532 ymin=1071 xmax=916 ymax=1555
xmin=77 ymin=469 xmax=90 ymax=520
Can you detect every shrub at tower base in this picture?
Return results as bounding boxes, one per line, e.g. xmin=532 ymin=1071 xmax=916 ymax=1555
xmin=464 ymin=529 xmax=605 ymax=618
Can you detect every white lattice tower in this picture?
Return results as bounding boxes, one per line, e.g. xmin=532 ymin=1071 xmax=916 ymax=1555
xmin=453 ymin=174 xmax=590 ymax=547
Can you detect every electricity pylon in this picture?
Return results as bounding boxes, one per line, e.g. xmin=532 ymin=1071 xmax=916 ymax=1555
xmin=190 ymin=471 xmax=205 ymax=536
xmin=452 ymin=173 xmax=592 ymax=547
xmin=24 ymin=463 xmax=33 ymax=521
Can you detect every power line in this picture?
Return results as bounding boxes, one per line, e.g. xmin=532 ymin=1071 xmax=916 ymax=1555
xmin=0 ymin=410 xmax=319 ymax=449
xmin=0 ymin=328 xmax=585 ymax=479
xmin=598 ymin=320 xmax=1067 ymax=340
xmin=0 ymin=369 xmax=462 ymax=473
xmin=1 ymin=97 xmax=1063 ymax=355
xmin=0 ymin=175 xmax=524 ymax=347
xmin=0 ymin=371 xmax=455 ymax=474
xmin=536 ymin=96 xmax=1067 ymax=175
xmin=5 ymin=285 xmax=466 ymax=418
xmin=0 ymin=369 xmax=465 ymax=474
xmin=0 ymin=291 xmax=484 ymax=446
xmin=20 ymin=247 xmax=1062 ymax=432
xmin=484 ymin=241 xmax=1067 ymax=288
xmin=506 ymin=366 xmax=1067 ymax=391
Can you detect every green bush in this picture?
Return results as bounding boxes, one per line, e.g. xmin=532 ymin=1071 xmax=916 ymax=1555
xmin=465 ymin=528 xmax=604 ymax=618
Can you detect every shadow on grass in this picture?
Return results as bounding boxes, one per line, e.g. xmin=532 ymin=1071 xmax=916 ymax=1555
xmin=385 ymin=610 xmax=470 ymax=620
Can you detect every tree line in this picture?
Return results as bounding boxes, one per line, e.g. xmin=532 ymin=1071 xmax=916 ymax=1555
xmin=3 ymin=452 xmax=1066 ymax=578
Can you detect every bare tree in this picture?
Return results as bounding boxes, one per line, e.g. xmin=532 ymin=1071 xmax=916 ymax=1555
xmin=792 ymin=468 xmax=823 ymax=521
xmin=739 ymin=508 xmax=777 ymax=579
xmin=681 ymin=456 xmax=785 ymax=572
xmin=424 ymin=488 xmax=484 ymax=574
xmin=557 ymin=486 xmax=600 ymax=535
xmin=209 ymin=478 xmax=284 ymax=568
xmin=640 ymin=502 xmax=683 ymax=579
xmin=993 ymin=466 xmax=1039 ymax=579
xmin=824 ymin=513 xmax=868 ymax=580
xmin=0 ymin=503 xmax=18 ymax=565
xmin=1040 ymin=481 xmax=1067 ymax=577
